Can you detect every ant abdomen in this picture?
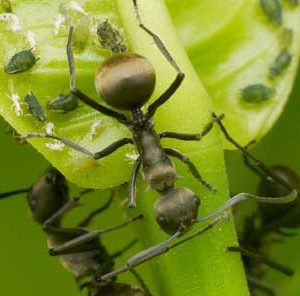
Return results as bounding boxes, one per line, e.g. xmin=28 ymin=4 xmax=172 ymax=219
xmin=155 ymin=188 xmax=200 ymax=235
xmin=258 ymin=165 xmax=300 ymax=228
xmin=95 ymin=53 xmax=156 ymax=110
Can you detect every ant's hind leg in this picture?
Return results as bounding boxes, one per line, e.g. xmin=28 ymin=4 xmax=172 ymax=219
xmin=130 ymin=269 xmax=152 ymax=296
xmin=100 ymin=214 xmax=226 ymax=282
xmin=227 ymin=246 xmax=294 ymax=276
xmin=164 ymin=148 xmax=217 ymax=192
xmin=66 ymin=27 xmax=129 ymax=124
xmin=77 ymin=191 xmax=115 ymax=228
xmin=49 ymin=214 xmax=143 ymax=256
xmin=132 ymin=0 xmax=185 ymax=117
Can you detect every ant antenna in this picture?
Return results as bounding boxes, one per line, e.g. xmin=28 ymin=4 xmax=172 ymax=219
xmin=0 ymin=188 xmax=30 ymax=199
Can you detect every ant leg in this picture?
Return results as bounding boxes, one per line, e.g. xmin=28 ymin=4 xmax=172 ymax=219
xmin=227 ymin=246 xmax=294 ymax=276
xmin=130 ymin=269 xmax=152 ymax=296
xmin=19 ymin=133 xmax=133 ymax=160
xmin=159 ymin=114 xmax=224 ymax=141
xmin=164 ymin=148 xmax=217 ymax=192
xmin=77 ymin=191 xmax=114 ymax=228
xmin=0 ymin=188 xmax=30 ymax=199
xmin=129 ymin=156 xmax=141 ymax=208
xmin=49 ymin=214 xmax=143 ymax=256
xmin=66 ymin=27 xmax=129 ymax=125
xmin=247 ymin=275 xmax=276 ymax=296
xmin=100 ymin=214 xmax=226 ymax=281
xmin=111 ymin=238 xmax=138 ymax=259
xmin=43 ymin=189 xmax=94 ymax=227
xmin=132 ymin=0 xmax=185 ymax=117
xmin=211 ymin=112 xmax=294 ymax=191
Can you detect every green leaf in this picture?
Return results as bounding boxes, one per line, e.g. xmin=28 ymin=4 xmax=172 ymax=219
xmin=0 ymin=0 xmax=248 ymax=295
xmin=166 ymin=0 xmax=300 ymax=146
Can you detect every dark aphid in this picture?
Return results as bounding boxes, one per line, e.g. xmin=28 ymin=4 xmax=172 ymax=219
xmin=241 ymin=84 xmax=275 ymax=103
xmin=47 ymin=92 xmax=79 ymax=113
xmin=269 ymin=50 xmax=292 ymax=79
xmin=0 ymin=0 xmax=12 ymax=12
xmin=20 ymin=0 xmax=297 ymax=281
xmin=0 ymin=168 xmax=150 ymax=296
xmin=4 ymin=49 xmax=38 ymax=74
xmin=24 ymin=92 xmax=47 ymax=122
xmin=97 ymin=20 xmax=128 ymax=53
xmin=260 ymin=0 xmax=282 ymax=25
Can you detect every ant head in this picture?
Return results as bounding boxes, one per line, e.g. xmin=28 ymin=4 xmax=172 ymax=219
xmin=28 ymin=168 xmax=69 ymax=224
xmin=259 ymin=165 xmax=300 ymax=197
xmin=259 ymin=165 xmax=300 ymax=228
xmin=95 ymin=53 xmax=156 ymax=110
xmin=154 ymin=188 xmax=200 ymax=235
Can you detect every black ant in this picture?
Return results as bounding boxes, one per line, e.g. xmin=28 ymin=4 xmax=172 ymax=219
xmin=0 ymin=168 xmax=151 ymax=296
xmin=209 ymin=116 xmax=300 ymax=295
xmin=18 ymin=0 xmax=297 ymax=283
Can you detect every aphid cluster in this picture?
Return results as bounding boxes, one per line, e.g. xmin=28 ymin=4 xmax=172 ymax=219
xmin=240 ymin=0 xmax=297 ymax=104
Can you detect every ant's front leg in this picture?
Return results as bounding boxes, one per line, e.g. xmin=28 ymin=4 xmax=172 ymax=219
xmin=67 ymin=27 xmax=129 ymax=125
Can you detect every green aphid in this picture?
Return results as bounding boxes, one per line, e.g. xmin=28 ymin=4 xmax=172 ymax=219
xmin=5 ymin=49 xmax=39 ymax=74
xmin=25 ymin=92 xmax=47 ymax=122
xmin=260 ymin=0 xmax=282 ymax=25
xmin=72 ymin=18 xmax=90 ymax=51
xmin=241 ymin=84 xmax=275 ymax=103
xmin=47 ymin=93 xmax=79 ymax=113
xmin=269 ymin=50 xmax=292 ymax=79
xmin=1 ymin=0 xmax=12 ymax=12
xmin=97 ymin=20 xmax=128 ymax=53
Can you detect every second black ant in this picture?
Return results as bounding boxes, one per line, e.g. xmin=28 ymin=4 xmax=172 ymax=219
xmin=0 ymin=168 xmax=151 ymax=296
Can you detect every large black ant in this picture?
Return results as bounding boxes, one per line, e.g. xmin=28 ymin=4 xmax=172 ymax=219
xmin=209 ymin=117 xmax=300 ymax=295
xmin=18 ymin=0 xmax=298 ymax=283
xmin=0 ymin=168 xmax=151 ymax=296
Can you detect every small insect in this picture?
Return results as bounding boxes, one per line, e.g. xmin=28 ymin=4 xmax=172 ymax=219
xmin=260 ymin=0 xmax=282 ymax=25
xmin=25 ymin=91 xmax=47 ymax=121
xmin=269 ymin=50 xmax=292 ymax=80
xmin=0 ymin=168 xmax=150 ymax=296
xmin=19 ymin=0 xmax=297 ymax=282
xmin=97 ymin=20 xmax=128 ymax=53
xmin=241 ymin=84 xmax=275 ymax=104
xmin=72 ymin=18 xmax=91 ymax=51
xmin=47 ymin=92 xmax=79 ymax=113
xmin=4 ymin=49 xmax=39 ymax=74
xmin=0 ymin=0 xmax=12 ymax=12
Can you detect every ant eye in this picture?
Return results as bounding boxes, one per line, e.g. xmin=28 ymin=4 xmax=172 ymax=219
xmin=193 ymin=196 xmax=200 ymax=207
